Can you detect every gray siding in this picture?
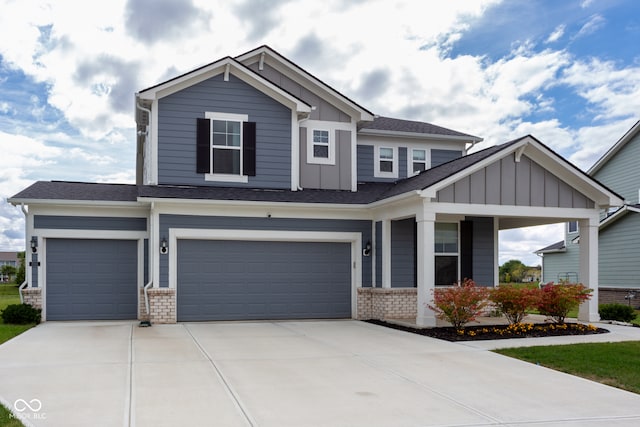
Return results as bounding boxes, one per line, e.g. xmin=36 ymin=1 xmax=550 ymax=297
xmin=391 ymin=218 xmax=415 ymax=287
xmin=157 ymin=74 xmax=292 ymax=188
xmin=399 ymin=147 xmax=408 ymax=179
xmin=541 ymin=241 xmax=580 ymax=283
xmin=432 ymin=149 xmax=462 ymax=167
xmin=468 ymin=216 xmax=495 ymax=286
xmin=30 ymin=251 xmax=38 ymax=288
xmin=159 ymin=215 xmax=372 ymax=288
xmin=594 ymin=132 xmax=640 ymax=204
xmin=34 ymin=215 xmax=147 ymax=231
xmin=300 ymin=128 xmax=352 ymax=190
xmin=375 ymin=221 xmax=382 ymax=286
xmin=437 ymin=154 xmax=595 ymax=208
xmin=246 ymin=62 xmax=352 ymax=122
xmin=599 ymin=212 xmax=640 ymax=289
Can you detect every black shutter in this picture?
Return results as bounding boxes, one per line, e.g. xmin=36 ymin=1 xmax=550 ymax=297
xmin=243 ymin=121 xmax=256 ymax=176
xmin=460 ymin=220 xmax=473 ymax=281
xmin=196 ymin=118 xmax=210 ymax=173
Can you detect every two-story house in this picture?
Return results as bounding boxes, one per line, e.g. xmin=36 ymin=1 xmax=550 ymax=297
xmin=9 ymin=46 xmax=622 ymax=325
xmin=537 ymin=120 xmax=640 ymax=307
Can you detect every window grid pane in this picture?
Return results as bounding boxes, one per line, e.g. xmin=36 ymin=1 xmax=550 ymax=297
xmin=211 ymin=118 xmax=242 ymax=175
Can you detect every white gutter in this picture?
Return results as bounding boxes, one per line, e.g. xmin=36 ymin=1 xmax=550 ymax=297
xmin=18 ymin=280 xmax=27 ymax=304
xmin=143 ymin=281 xmax=153 ymax=315
xmin=136 ymin=101 xmax=153 ymax=185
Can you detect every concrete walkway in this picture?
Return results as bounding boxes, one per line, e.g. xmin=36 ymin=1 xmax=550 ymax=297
xmin=0 ymin=320 xmax=639 ymax=427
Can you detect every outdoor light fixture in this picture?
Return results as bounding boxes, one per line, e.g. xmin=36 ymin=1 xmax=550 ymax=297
xmin=363 ymin=240 xmax=372 ymax=257
xmin=160 ymin=237 xmax=168 ymax=255
xmin=30 ymin=236 xmax=38 ymax=253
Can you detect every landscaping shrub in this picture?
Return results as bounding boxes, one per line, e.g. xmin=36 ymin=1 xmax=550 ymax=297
xmin=599 ymin=303 xmax=637 ymax=323
xmin=1 ymin=304 xmax=41 ymax=324
xmin=489 ymin=283 xmax=540 ymax=324
xmin=537 ymin=282 xmax=591 ymax=324
xmin=428 ymin=279 xmax=490 ymax=330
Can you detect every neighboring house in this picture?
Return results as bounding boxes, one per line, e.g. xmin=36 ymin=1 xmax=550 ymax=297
xmin=537 ymin=120 xmax=640 ymax=307
xmin=9 ymin=46 xmax=622 ymax=325
xmin=0 ymin=252 xmax=19 ymax=282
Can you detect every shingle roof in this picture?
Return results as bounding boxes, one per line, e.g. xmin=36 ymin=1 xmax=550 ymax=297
xmin=358 ymin=116 xmax=481 ymax=140
xmin=9 ymin=140 xmax=519 ymax=206
xmin=535 ymin=240 xmax=566 ymax=254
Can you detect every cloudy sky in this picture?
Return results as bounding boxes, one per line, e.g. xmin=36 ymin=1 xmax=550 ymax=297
xmin=1 ymin=0 xmax=639 ymax=265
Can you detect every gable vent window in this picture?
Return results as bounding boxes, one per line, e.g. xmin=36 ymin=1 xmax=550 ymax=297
xmin=197 ymin=112 xmax=256 ymax=182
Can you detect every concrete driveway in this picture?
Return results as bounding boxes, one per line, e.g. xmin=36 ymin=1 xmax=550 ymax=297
xmin=1 ymin=320 xmax=640 ymax=427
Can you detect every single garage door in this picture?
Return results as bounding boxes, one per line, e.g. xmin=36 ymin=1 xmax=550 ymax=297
xmin=177 ymin=240 xmax=352 ymax=321
xmin=46 ymin=239 xmax=138 ymax=320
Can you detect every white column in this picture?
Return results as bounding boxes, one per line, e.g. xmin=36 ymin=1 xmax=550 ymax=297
xmin=416 ymin=208 xmax=436 ymax=327
xmin=578 ymin=217 xmax=600 ymax=322
xmin=381 ymin=219 xmax=392 ymax=288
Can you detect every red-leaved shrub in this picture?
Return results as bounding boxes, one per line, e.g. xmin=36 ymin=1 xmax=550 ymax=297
xmin=537 ymin=282 xmax=592 ymax=324
xmin=428 ymin=279 xmax=490 ymax=330
xmin=489 ymin=284 xmax=540 ymax=324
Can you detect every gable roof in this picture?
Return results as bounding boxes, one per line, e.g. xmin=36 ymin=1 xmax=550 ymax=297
xmin=588 ymin=119 xmax=640 ymax=175
xmin=235 ymin=45 xmax=375 ymax=122
xmin=535 ymin=240 xmax=566 ymax=254
xmin=358 ymin=116 xmax=482 ymax=142
xmin=136 ymin=55 xmax=312 ymax=115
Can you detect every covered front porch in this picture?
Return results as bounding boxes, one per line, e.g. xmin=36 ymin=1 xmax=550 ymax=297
xmin=358 ymin=136 xmax=623 ymax=327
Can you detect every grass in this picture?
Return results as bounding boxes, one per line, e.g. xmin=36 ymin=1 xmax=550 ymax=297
xmin=0 ymin=404 xmax=24 ymax=427
xmin=0 ymin=283 xmax=35 ymax=345
xmin=495 ymin=341 xmax=640 ymax=394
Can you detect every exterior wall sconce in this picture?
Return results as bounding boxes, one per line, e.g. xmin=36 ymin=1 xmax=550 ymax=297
xmin=363 ymin=240 xmax=372 ymax=257
xmin=30 ymin=236 xmax=38 ymax=254
xmin=160 ymin=237 xmax=168 ymax=255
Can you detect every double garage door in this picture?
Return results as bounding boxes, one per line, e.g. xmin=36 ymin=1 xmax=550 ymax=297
xmin=46 ymin=239 xmax=138 ymax=320
xmin=177 ymin=240 xmax=352 ymax=321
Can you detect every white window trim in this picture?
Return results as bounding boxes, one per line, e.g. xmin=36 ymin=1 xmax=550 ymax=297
xmin=374 ymin=146 xmax=398 ymax=179
xmin=306 ymin=127 xmax=335 ymax=165
xmin=204 ymin=112 xmax=249 ymax=181
xmin=567 ymin=221 xmax=579 ymax=234
xmin=409 ymin=147 xmax=430 ymax=177
xmin=434 ymin=221 xmax=460 ymax=285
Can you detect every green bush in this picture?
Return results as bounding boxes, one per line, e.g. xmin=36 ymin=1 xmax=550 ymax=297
xmin=1 ymin=304 xmax=41 ymax=324
xmin=599 ymin=303 xmax=637 ymax=323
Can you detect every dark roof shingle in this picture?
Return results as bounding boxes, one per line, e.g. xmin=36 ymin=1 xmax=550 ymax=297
xmin=358 ymin=116 xmax=481 ymax=140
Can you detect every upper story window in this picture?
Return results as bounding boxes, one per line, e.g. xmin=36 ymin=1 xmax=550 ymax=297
xmin=568 ymin=221 xmax=579 ymax=234
xmin=196 ymin=112 xmax=256 ymax=182
xmin=307 ymin=128 xmax=335 ymax=165
xmin=375 ymin=146 xmax=398 ymax=178
xmin=411 ymin=148 xmax=427 ymax=175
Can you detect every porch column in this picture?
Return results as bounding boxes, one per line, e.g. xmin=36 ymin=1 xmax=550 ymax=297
xmin=416 ymin=210 xmax=436 ymax=327
xmin=381 ymin=219 xmax=392 ymax=288
xmin=578 ymin=217 xmax=600 ymax=322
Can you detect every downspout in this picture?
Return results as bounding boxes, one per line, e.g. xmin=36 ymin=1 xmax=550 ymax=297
xmin=296 ymin=113 xmax=311 ymax=191
xmin=136 ymin=101 xmax=152 ymax=185
xmin=19 ymin=203 xmax=28 ymax=303
xmin=141 ymin=201 xmax=155 ymax=325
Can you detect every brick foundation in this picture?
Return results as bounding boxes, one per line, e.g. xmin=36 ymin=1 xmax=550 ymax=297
xmin=145 ymin=288 xmax=177 ymax=324
xmin=21 ymin=288 xmax=42 ymax=310
xmin=599 ymin=288 xmax=640 ymax=309
xmin=357 ymin=287 xmax=417 ymax=320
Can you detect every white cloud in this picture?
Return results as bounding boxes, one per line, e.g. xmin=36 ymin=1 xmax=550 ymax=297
xmin=499 ymin=224 xmax=564 ymax=266
xmin=574 ymin=14 xmax=606 ymax=39
xmin=545 ymin=24 xmax=566 ymax=43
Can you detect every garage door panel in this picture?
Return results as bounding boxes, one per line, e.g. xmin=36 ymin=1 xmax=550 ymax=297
xmin=46 ymin=239 xmax=138 ymax=320
xmin=177 ymin=240 xmax=351 ymax=321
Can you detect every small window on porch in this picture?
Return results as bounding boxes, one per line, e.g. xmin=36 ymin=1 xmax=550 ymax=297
xmin=435 ymin=222 xmax=459 ymax=286
xmin=568 ymin=221 xmax=578 ymax=234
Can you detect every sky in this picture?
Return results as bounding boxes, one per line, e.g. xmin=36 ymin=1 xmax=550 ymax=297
xmin=1 ymin=0 xmax=639 ymax=266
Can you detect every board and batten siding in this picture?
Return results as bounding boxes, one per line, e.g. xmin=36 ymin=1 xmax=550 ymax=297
xmin=158 ymin=214 xmax=372 ymax=288
xmin=593 ymin=132 xmax=640 ymax=204
xmin=599 ymin=212 xmax=640 ymax=289
xmin=157 ymin=74 xmax=292 ymax=188
xmin=300 ymin=128 xmax=352 ymax=190
xmin=246 ymin=62 xmax=352 ymax=123
xmin=437 ymin=154 xmax=595 ymax=208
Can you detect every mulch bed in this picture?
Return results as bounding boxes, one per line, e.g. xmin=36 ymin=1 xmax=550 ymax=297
xmin=365 ymin=319 xmax=610 ymax=342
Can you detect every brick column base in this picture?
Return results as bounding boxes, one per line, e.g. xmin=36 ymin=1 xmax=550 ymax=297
xmin=357 ymin=288 xmax=417 ymax=320
xmin=145 ymin=288 xmax=177 ymax=324
xmin=21 ymin=288 xmax=42 ymax=310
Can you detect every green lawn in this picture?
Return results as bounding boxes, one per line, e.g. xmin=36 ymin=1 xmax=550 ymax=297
xmin=0 ymin=404 xmax=25 ymax=427
xmin=0 ymin=283 xmax=35 ymax=345
xmin=495 ymin=341 xmax=640 ymax=394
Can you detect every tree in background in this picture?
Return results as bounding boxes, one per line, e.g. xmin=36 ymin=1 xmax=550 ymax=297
xmin=499 ymin=259 xmax=527 ymax=283
xmin=15 ymin=252 xmax=25 ymax=285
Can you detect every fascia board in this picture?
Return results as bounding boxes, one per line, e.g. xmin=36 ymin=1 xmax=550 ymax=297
xmin=136 ymin=196 xmax=371 ymax=211
xmin=7 ymin=198 xmax=143 ymax=208
xmin=358 ymin=128 xmax=483 ymax=143
xmin=236 ymin=47 xmax=374 ymax=122
xmin=588 ymin=120 xmax=640 ymax=175
xmin=137 ymin=58 xmax=311 ymax=113
xmin=599 ymin=205 xmax=640 ymax=230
